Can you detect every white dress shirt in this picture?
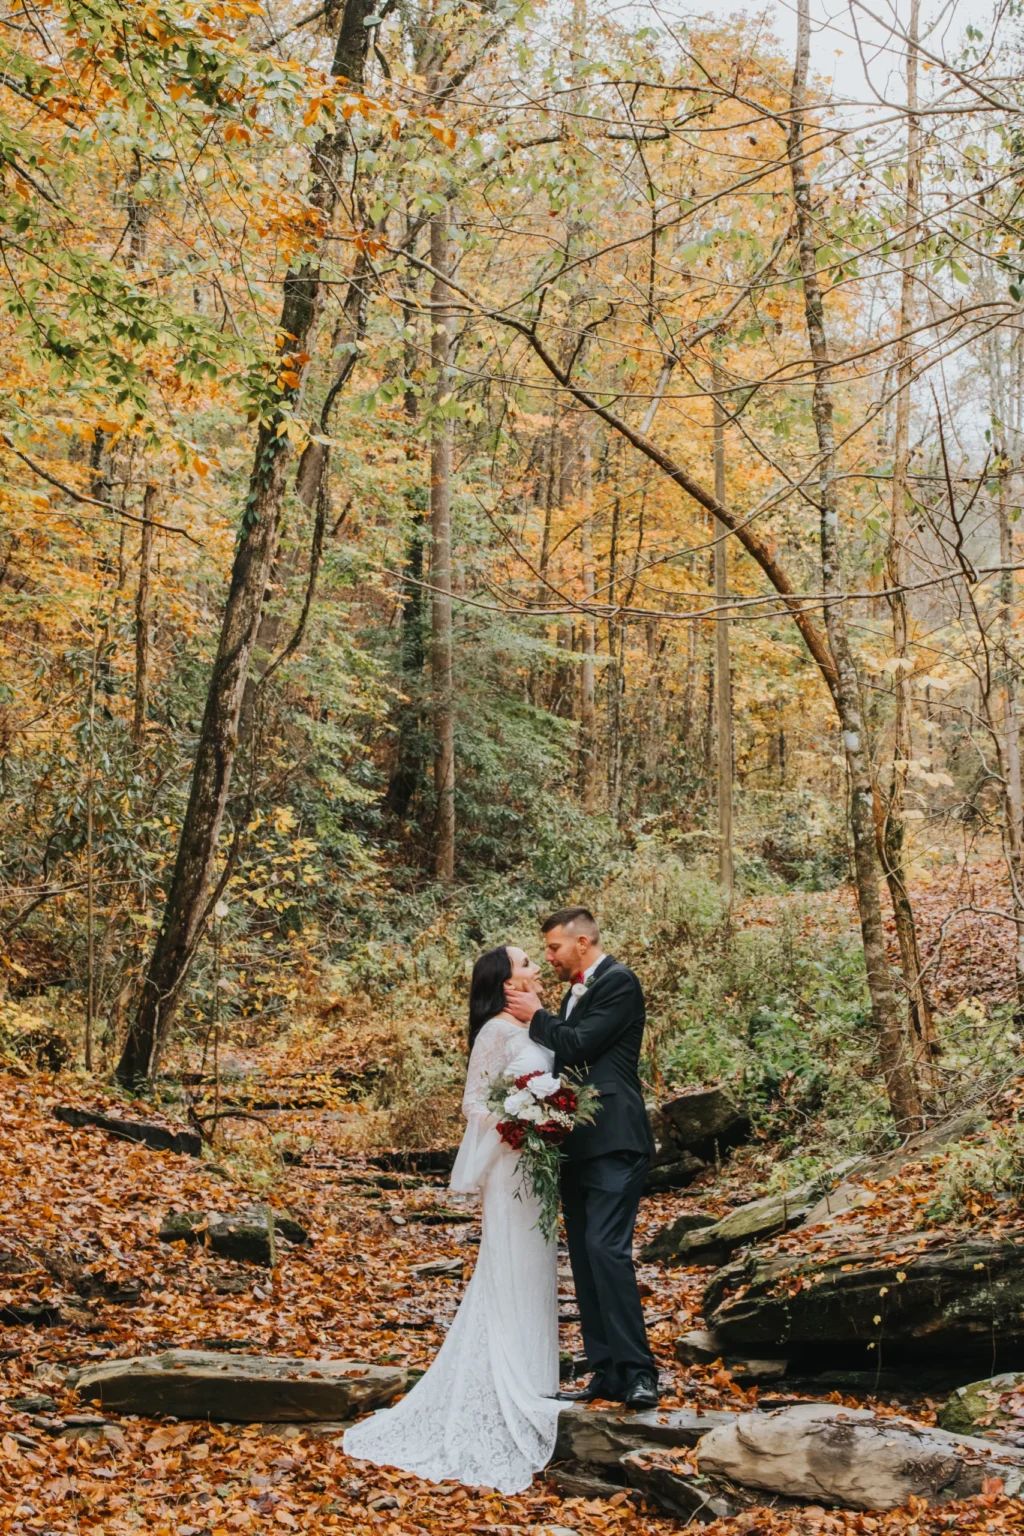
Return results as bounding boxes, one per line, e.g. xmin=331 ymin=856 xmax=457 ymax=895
xmin=565 ymin=954 xmax=604 ymax=1017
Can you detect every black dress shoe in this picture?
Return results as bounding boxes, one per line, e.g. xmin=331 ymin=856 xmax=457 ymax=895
xmin=621 ymin=1373 xmax=660 ymax=1410
xmin=555 ymin=1376 xmax=620 ymax=1403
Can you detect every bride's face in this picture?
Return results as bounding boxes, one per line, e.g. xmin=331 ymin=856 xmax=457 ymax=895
xmin=506 ymin=946 xmax=543 ymax=996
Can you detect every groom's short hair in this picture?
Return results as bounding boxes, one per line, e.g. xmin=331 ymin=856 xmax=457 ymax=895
xmin=542 ymin=906 xmax=599 ymax=940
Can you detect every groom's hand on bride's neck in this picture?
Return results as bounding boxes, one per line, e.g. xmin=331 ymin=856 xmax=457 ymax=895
xmin=504 ymin=984 xmax=541 ymax=1023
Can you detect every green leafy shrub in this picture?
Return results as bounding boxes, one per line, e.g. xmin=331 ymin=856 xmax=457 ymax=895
xmin=653 ymin=900 xmax=889 ymax=1155
xmin=924 ymin=1122 xmax=1024 ymax=1225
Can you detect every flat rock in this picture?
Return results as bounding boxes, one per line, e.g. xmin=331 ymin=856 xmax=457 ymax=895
xmin=659 ymin=1085 xmax=750 ymax=1157
xmin=621 ymin=1448 xmax=779 ymax=1522
xmin=555 ymin=1403 xmax=735 ymax=1466
xmin=0 ymin=1303 xmax=62 ymax=1326
xmin=801 ymin=1111 xmax=988 ymax=1230
xmin=368 ymin=1150 xmax=456 ymax=1176
xmin=53 ymin=1106 xmax=202 ymax=1157
xmin=697 ymin=1403 xmax=1024 ymax=1511
xmin=160 ymin=1209 xmax=308 ymax=1264
xmin=941 ymin=1373 xmax=1024 ymax=1441
xmin=644 ymin=1153 xmax=706 ymax=1193
xmin=640 ymin=1211 xmax=717 ymax=1263
xmin=404 ymin=1207 xmax=476 ymax=1226
xmin=409 ymin=1258 xmax=463 ymax=1278
xmin=647 ymin=1184 xmax=818 ymax=1269
xmin=546 ymin=1460 xmax=633 ymax=1501
xmin=673 ymin=1331 xmax=787 ymax=1383
xmin=674 ymin=1329 xmax=724 ymax=1366
xmin=75 ymin=1349 xmax=407 ymax=1422
xmin=707 ymin=1231 xmax=1024 ymax=1364
xmin=9 ymin=1394 xmax=57 ymax=1413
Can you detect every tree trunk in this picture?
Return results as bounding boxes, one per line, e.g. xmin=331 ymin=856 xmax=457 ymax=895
xmin=126 ymin=147 xmax=149 ymax=270
xmin=386 ymin=268 xmax=428 ymax=822
xmin=713 ymin=364 xmax=734 ymax=901
xmin=115 ymin=0 xmax=377 ymax=1086
xmin=430 ymin=212 xmax=456 ymax=881
xmin=132 ymin=483 xmax=156 ymax=748
xmin=880 ymin=0 xmax=938 ymax=1096
xmin=579 ymin=426 xmax=598 ymax=809
xmin=788 ymin=0 xmax=922 ymax=1130
xmin=999 ymin=473 xmax=1024 ymax=1009
xmin=606 ymin=490 xmax=622 ymax=817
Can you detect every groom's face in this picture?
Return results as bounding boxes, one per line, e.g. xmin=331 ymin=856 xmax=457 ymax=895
xmin=544 ymin=925 xmax=587 ymax=982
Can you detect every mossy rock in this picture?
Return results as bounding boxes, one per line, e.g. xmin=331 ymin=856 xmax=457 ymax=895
xmin=640 ymin=1210 xmax=717 ymax=1263
xmin=941 ymin=1373 xmax=1024 ymax=1437
xmin=643 ymin=1187 xmax=815 ymax=1268
xmin=159 ymin=1208 xmax=308 ymax=1265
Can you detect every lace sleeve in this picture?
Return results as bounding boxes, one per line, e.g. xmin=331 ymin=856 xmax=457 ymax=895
xmin=449 ymin=1019 xmax=520 ymax=1193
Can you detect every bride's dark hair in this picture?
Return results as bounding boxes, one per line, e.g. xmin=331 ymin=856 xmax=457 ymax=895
xmin=468 ymin=945 xmax=512 ymax=1052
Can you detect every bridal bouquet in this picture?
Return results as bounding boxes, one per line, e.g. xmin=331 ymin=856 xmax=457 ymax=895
xmin=485 ymin=1069 xmax=600 ymax=1240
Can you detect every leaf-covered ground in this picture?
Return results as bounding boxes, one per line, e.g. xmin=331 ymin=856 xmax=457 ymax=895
xmin=737 ymin=853 xmax=1019 ymax=1018
xmin=3 ymin=1071 xmax=1024 ymax=1536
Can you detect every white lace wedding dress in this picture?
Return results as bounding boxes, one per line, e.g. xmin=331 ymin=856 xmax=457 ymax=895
xmin=343 ymin=1015 xmax=560 ymax=1494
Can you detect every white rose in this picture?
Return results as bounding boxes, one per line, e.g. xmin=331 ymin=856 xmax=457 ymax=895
xmin=528 ymin=1072 xmax=562 ymax=1100
xmin=503 ymin=1089 xmax=531 ymax=1116
xmin=519 ymin=1101 xmax=544 ymax=1123
xmin=570 ymin=982 xmax=587 ymax=998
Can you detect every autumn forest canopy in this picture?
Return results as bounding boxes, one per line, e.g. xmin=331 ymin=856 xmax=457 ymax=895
xmin=3 ymin=0 xmax=1024 ymax=1154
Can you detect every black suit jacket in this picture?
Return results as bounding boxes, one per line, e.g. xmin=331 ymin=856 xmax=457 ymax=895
xmin=529 ymin=955 xmax=654 ymax=1162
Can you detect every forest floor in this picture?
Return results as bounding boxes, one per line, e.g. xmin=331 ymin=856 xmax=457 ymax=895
xmin=737 ymin=850 xmax=1019 ymax=1017
xmin=3 ymin=856 xmax=1024 ymax=1536
xmin=2 ymin=1060 xmax=1024 ymax=1536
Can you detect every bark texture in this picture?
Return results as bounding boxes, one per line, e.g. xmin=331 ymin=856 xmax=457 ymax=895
xmin=880 ymin=0 xmax=937 ymax=1090
xmin=999 ymin=474 xmax=1024 ymax=1008
xmin=712 ymin=364 xmax=734 ymax=900
xmin=787 ymin=0 xmax=921 ymax=1129
xmin=430 ymin=212 xmax=456 ymax=881
xmin=132 ymin=483 xmax=156 ymax=748
xmin=116 ymin=0 xmax=377 ymax=1085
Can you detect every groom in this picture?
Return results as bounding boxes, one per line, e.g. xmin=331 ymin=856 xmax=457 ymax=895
xmin=504 ymin=906 xmax=658 ymax=1410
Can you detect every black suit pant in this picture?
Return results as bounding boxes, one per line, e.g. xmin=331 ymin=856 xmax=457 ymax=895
xmin=561 ymin=1150 xmax=655 ymax=1391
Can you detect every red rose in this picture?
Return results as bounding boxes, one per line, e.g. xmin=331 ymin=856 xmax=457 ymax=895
xmin=547 ymin=1087 xmax=577 ymax=1113
xmin=497 ymin=1120 xmax=528 ymax=1150
xmin=514 ymin=1070 xmax=542 ymax=1091
xmin=535 ymin=1120 xmax=568 ymax=1144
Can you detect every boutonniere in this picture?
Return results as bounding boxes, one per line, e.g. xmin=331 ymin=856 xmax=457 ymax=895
xmin=570 ymin=982 xmax=587 ymax=999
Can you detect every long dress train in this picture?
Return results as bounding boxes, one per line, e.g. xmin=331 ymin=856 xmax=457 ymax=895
xmin=343 ymin=1015 xmax=560 ymax=1494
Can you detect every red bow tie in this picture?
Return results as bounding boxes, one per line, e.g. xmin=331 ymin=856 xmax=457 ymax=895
xmin=573 ymin=972 xmax=585 ymax=985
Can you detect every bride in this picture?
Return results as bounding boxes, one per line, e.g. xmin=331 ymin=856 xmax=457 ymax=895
xmin=343 ymin=944 xmax=560 ymax=1494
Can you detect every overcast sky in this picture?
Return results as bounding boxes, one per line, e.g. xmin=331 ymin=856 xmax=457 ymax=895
xmin=668 ymin=0 xmax=973 ymax=114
